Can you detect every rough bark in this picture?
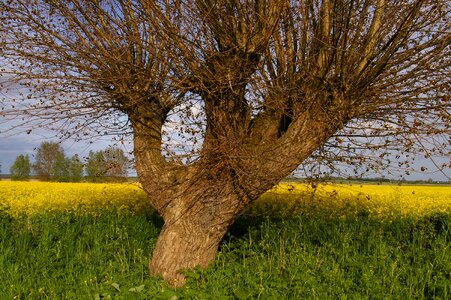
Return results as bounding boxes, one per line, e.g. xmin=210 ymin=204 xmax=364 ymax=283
xmin=148 ymin=193 xmax=240 ymax=287
xmin=130 ymin=96 xmax=342 ymax=286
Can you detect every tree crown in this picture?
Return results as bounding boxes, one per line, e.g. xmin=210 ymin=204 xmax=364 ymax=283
xmin=1 ymin=1 xmax=449 ymax=183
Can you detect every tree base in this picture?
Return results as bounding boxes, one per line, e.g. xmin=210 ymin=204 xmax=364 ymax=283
xmin=149 ymin=217 xmax=230 ymax=287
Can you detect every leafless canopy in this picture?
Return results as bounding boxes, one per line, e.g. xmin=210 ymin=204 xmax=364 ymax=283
xmin=2 ymin=1 xmax=449 ymax=181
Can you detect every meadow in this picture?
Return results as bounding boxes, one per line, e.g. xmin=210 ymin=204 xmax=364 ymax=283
xmin=0 ymin=181 xmax=450 ymax=299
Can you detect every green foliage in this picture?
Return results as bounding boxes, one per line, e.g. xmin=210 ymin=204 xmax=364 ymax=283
xmin=68 ymin=154 xmax=84 ymax=182
xmin=30 ymin=142 xmax=132 ymax=183
xmin=33 ymin=141 xmax=65 ymax=181
xmin=86 ymin=150 xmax=106 ymax=182
xmin=9 ymin=154 xmax=31 ymax=181
xmin=86 ymin=147 xmax=129 ymax=182
xmin=50 ymin=152 xmax=85 ymax=183
xmin=51 ymin=152 xmax=70 ymax=182
xmin=1 ymin=210 xmax=450 ymax=299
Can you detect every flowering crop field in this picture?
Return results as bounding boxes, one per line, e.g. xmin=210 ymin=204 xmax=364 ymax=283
xmin=0 ymin=181 xmax=152 ymax=217
xmin=0 ymin=181 xmax=450 ymax=220
xmin=248 ymin=182 xmax=451 ymax=220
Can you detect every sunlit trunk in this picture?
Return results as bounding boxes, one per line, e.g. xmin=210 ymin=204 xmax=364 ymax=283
xmin=148 ymin=203 xmax=237 ymax=287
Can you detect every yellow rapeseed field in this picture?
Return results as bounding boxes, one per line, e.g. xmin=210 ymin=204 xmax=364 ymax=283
xmin=0 ymin=181 xmax=151 ymax=217
xmin=0 ymin=181 xmax=450 ymax=220
xmin=249 ymin=182 xmax=451 ymax=220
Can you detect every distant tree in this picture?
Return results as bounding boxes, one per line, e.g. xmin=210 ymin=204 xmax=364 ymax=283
xmin=86 ymin=148 xmax=129 ymax=182
xmin=103 ymin=147 xmax=129 ymax=181
xmin=10 ymin=154 xmax=31 ymax=181
xmin=51 ymin=151 xmax=70 ymax=182
xmin=85 ymin=150 xmax=107 ymax=182
xmin=68 ymin=154 xmax=84 ymax=182
xmin=33 ymin=141 xmax=65 ymax=181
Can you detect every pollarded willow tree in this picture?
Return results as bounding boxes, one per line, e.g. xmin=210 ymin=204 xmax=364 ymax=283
xmin=1 ymin=0 xmax=450 ymax=286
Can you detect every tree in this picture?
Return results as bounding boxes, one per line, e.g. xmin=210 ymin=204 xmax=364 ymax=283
xmin=68 ymin=154 xmax=84 ymax=182
xmin=103 ymin=147 xmax=129 ymax=181
xmin=86 ymin=150 xmax=107 ymax=182
xmin=1 ymin=1 xmax=449 ymax=286
xmin=10 ymin=154 xmax=31 ymax=181
xmin=32 ymin=141 xmax=66 ymax=181
xmin=51 ymin=151 xmax=70 ymax=182
xmin=85 ymin=147 xmax=129 ymax=182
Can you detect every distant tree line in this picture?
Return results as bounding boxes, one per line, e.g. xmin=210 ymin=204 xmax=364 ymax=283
xmin=8 ymin=141 xmax=130 ymax=182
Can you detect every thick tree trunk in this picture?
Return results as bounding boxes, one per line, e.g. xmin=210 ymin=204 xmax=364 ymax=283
xmin=130 ymin=95 xmax=342 ymax=288
xmin=148 ymin=210 xmax=235 ymax=287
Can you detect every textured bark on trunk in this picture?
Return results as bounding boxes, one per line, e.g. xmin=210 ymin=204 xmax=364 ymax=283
xmin=132 ymin=111 xmax=341 ymax=287
xmin=148 ymin=209 xmax=235 ymax=287
xmin=129 ymin=84 xmax=344 ymax=288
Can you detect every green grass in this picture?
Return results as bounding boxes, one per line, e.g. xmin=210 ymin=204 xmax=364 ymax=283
xmin=0 ymin=211 xmax=450 ymax=299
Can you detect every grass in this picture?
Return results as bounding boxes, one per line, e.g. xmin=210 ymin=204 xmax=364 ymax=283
xmin=1 ymin=182 xmax=450 ymax=298
xmin=1 ymin=210 xmax=450 ymax=299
